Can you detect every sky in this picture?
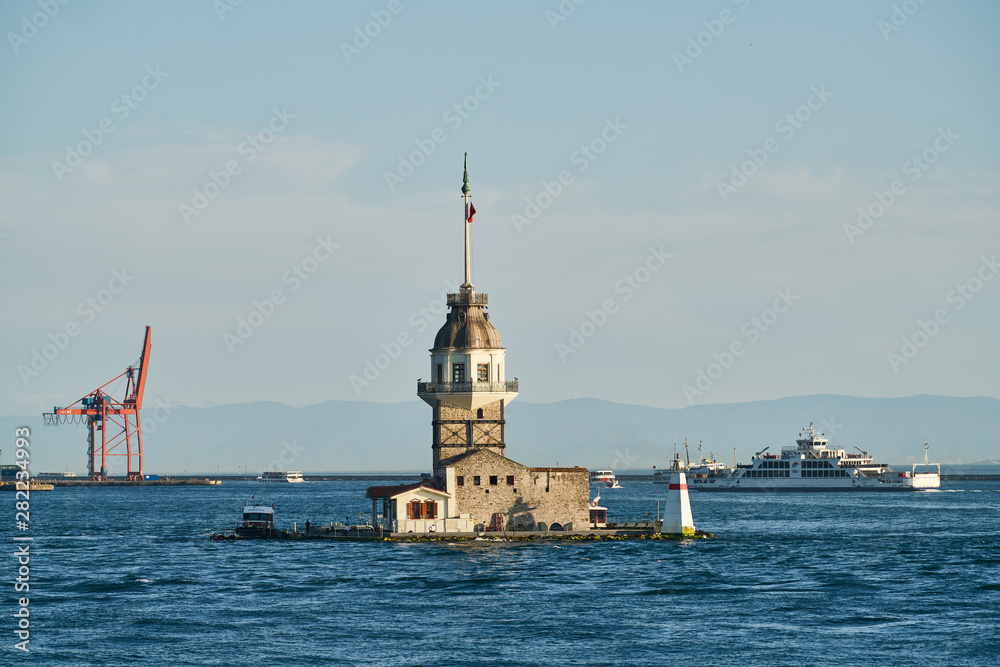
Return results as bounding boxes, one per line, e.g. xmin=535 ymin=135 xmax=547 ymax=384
xmin=1 ymin=0 xmax=998 ymax=418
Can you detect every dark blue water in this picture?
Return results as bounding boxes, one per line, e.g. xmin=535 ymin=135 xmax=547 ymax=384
xmin=7 ymin=480 xmax=999 ymax=666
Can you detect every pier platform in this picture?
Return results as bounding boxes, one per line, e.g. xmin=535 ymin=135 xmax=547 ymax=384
xmin=44 ymin=478 xmax=221 ymax=487
xmin=210 ymin=524 xmax=714 ymax=542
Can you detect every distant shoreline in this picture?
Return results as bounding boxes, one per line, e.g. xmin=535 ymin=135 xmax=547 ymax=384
xmin=21 ymin=472 xmax=1000 ymax=485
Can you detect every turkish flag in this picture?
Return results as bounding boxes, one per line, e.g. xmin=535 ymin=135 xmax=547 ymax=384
xmin=467 ymin=203 xmax=476 ymax=223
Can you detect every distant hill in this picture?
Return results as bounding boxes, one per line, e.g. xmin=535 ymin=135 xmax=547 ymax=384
xmin=3 ymin=395 xmax=998 ymax=475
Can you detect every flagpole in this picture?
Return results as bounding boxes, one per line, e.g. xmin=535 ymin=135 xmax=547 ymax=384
xmin=462 ymin=153 xmax=472 ymax=290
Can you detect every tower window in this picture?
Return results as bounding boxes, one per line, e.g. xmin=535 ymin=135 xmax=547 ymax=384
xmin=477 ymin=363 xmax=489 ymax=382
xmin=436 ymin=364 xmax=442 ymax=383
xmin=476 ymin=408 xmax=483 ymax=419
xmin=489 ymin=475 xmax=498 ymax=485
xmin=456 ymin=476 xmax=464 ymax=486
xmin=473 ymin=476 xmax=480 ymax=486
xmin=507 ymin=475 xmax=514 ymax=485
xmin=452 ymin=363 xmax=465 ymax=383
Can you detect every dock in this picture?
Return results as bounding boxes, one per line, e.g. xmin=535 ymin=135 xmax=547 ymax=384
xmin=211 ymin=522 xmax=714 ymax=542
xmin=33 ymin=478 xmax=221 ymax=487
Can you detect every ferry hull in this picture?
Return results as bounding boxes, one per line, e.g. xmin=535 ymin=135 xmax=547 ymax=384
xmin=691 ymin=484 xmax=936 ymax=492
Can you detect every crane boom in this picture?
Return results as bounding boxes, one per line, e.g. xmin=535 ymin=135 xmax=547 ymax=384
xmin=131 ymin=326 xmax=152 ymax=408
xmin=43 ymin=326 xmax=152 ymax=480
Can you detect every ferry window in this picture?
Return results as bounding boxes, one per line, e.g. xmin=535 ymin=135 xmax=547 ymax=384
xmin=477 ymin=363 xmax=489 ymax=382
xmin=473 ymin=476 xmax=481 ymax=486
xmin=490 ymin=475 xmax=498 ymax=485
xmin=457 ymin=476 xmax=464 ymax=486
xmin=452 ymin=363 xmax=466 ymax=383
xmin=507 ymin=475 xmax=514 ymax=485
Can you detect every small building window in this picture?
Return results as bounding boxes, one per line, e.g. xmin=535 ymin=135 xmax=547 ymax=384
xmin=452 ymin=363 xmax=465 ymax=383
xmin=489 ymin=475 xmax=498 ymax=485
xmin=477 ymin=363 xmax=489 ymax=382
xmin=506 ymin=475 xmax=514 ymax=485
xmin=408 ymin=500 xmax=423 ymax=519
xmin=456 ymin=476 xmax=464 ymax=486
xmin=473 ymin=476 xmax=481 ymax=486
xmin=424 ymin=500 xmax=437 ymax=519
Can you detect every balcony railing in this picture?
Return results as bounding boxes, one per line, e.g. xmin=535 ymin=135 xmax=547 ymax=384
xmin=447 ymin=292 xmax=488 ymax=306
xmin=417 ymin=380 xmax=518 ymax=394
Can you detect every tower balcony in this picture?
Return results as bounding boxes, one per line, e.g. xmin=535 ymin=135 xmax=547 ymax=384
xmin=417 ymin=380 xmax=518 ymax=410
xmin=447 ymin=292 xmax=488 ymax=306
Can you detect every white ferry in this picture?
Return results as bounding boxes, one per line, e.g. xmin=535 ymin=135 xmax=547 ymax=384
xmin=590 ymin=470 xmax=621 ymax=488
xmin=257 ymin=471 xmax=304 ymax=483
xmin=689 ymin=424 xmax=940 ymax=492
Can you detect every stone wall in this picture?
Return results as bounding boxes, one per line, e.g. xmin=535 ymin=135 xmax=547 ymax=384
xmin=432 ymin=399 xmax=506 ymax=474
xmin=449 ymin=449 xmax=590 ymax=531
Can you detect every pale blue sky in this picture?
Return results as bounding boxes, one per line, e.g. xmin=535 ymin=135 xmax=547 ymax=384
xmin=1 ymin=0 xmax=998 ymax=416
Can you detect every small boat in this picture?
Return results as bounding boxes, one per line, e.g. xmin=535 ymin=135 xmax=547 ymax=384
xmin=211 ymin=497 xmax=279 ymax=540
xmin=256 ymin=471 xmax=304 ymax=483
xmin=590 ymin=470 xmax=621 ymax=488
xmin=239 ymin=499 xmax=275 ymax=535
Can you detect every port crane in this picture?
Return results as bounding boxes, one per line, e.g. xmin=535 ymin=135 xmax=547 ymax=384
xmin=43 ymin=326 xmax=151 ymax=481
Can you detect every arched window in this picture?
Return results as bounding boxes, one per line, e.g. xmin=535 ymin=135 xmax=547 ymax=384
xmin=477 ymin=408 xmax=483 ymax=419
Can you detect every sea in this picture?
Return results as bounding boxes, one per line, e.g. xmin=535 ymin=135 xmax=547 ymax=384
xmin=7 ymin=479 xmax=999 ymax=666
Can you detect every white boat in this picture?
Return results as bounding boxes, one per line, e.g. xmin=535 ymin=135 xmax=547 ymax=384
xmin=236 ymin=498 xmax=276 ymax=536
xmin=655 ymin=442 xmax=730 ymax=483
xmin=590 ymin=470 xmax=621 ymax=488
xmin=242 ymin=501 xmax=275 ymax=528
xmin=689 ymin=423 xmax=941 ymax=492
xmin=257 ymin=471 xmax=304 ymax=483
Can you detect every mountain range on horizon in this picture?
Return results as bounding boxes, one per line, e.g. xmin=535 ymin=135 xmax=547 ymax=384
xmin=3 ymin=393 xmax=998 ymax=476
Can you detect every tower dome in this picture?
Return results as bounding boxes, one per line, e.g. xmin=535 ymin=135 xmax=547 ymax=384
xmin=432 ymin=294 xmax=502 ymax=350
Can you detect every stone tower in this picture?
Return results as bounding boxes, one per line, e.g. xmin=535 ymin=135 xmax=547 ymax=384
xmin=417 ymin=155 xmax=518 ymax=477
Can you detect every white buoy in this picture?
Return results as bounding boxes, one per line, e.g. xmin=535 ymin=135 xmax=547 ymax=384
xmin=661 ymin=460 xmax=695 ymax=536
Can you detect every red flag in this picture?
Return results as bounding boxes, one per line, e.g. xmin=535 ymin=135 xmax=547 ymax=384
xmin=467 ymin=203 xmax=476 ymax=223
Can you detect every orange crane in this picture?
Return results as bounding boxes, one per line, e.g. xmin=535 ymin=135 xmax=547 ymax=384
xmin=43 ymin=326 xmax=151 ymax=481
